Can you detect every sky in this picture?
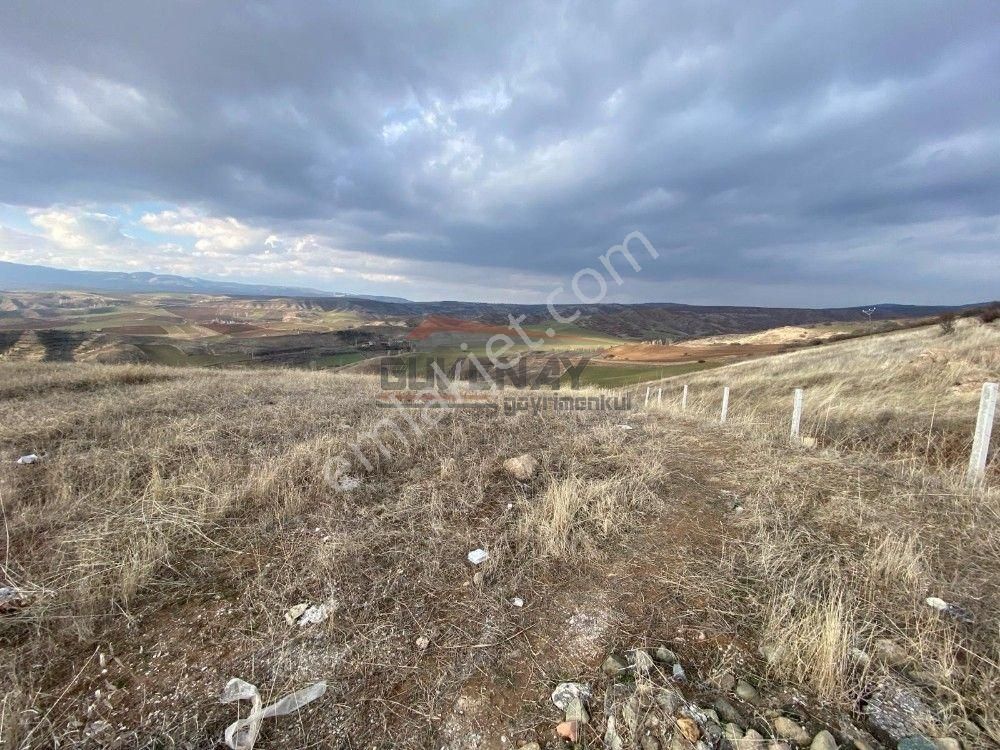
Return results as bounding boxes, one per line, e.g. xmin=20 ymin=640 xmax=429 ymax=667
xmin=0 ymin=1 xmax=998 ymax=306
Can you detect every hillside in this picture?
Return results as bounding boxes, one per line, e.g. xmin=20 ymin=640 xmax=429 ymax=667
xmin=642 ymin=315 xmax=1000 ymax=472
xmin=0 ymin=290 xmax=980 ymax=376
xmin=311 ymin=298 xmax=968 ymax=341
xmin=0 ymin=321 xmax=997 ymax=748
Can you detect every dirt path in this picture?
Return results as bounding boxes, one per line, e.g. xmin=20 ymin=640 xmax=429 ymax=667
xmin=434 ymin=413 xmax=747 ymax=748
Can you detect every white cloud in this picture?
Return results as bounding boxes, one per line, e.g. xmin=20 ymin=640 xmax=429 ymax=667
xmin=29 ymin=207 xmax=129 ymax=250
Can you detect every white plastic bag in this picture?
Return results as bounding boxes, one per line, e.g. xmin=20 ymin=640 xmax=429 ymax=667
xmin=220 ymin=678 xmax=326 ymax=750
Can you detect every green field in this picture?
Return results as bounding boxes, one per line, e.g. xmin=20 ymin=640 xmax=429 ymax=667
xmin=572 ymin=359 xmax=724 ymax=387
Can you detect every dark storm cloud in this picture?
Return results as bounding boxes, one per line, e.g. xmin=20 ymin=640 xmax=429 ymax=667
xmin=0 ymin=1 xmax=998 ymax=303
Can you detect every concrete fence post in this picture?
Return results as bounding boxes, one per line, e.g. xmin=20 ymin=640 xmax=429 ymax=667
xmin=657 ymin=388 xmax=663 ymax=406
xmin=790 ymin=388 xmax=804 ymax=443
xmin=644 ymin=386 xmax=650 ymax=407
xmin=682 ymin=384 xmax=688 ymax=410
xmin=967 ymin=382 xmax=998 ymax=485
xmin=720 ymin=386 xmax=730 ymax=423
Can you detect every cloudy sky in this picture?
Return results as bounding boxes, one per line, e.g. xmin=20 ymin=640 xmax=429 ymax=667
xmin=1 ymin=2 xmax=998 ymax=305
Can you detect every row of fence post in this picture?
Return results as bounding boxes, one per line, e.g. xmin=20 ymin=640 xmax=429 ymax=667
xmin=643 ymin=380 xmax=998 ymax=485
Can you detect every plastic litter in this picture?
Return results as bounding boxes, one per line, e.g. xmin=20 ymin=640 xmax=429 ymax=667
xmin=16 ymin=454 xmax=40 ymax=464
xmin=220 ymin=678 xmax=326 ymax=750
xmin=297 ymin=603 xmax=329 ymax=627
xmin=285 ymin=601 xmax=332 ymax=627
xmin=511 ymin=597 xmax=524 ymax=607
xmin=284 ymin=603 xmax=308 ymax=626
xmin=925 ymin=596 xmax=974 ymax=622
xmin=467 ymin=549 xmax=489 ymax=565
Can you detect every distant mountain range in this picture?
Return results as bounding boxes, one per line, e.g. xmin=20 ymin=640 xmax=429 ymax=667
xmin=0 ymin=259 xmax=986 ymax=342
xmin=0 ymin=260 xmax=410 ymax=303
xmin=321 ymin=298 xmax=976 ymax=340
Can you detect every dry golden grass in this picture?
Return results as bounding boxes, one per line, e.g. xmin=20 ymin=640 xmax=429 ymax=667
xmin=0 ymin=319 xmax=998 ymax=747
xmin=519 ymin=473 xmax=652 ymax=558
xmin=0 ymin=366 xmax=671 ymax=747
xmin=646 ymin=317 xmax=1000 ymax=472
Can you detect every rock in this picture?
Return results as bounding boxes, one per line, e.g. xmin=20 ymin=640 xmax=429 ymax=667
xmin=773 ymin=716 xmax=811 ymax=745
xmin=712 ymin=671 xmax=736 ymax=691
xmin=848 ymin=647 xmax=871 ymax=666
xmin=734 ymin=729 xmax=765 ymax=749
xmin=873 ymin=638 xmax=909 ymax=667
xmin=863 ymin=681 xmax=935 ymax=744
xmin=768 ymin=743 xmax=792 ymax=750
xmin=605 ymin=716 xmax=625 ymax=750
xmin=703 ymin=720 xmax=723 ymax=744
xmin=671 ymin=662 xmax=686 ymax=681
xmin=897 ymin=737 xmax=937 ymax=750
xmin=656 ymin=646 xmax=679 ymax=664
xmin=503 ymin=454 xmax=538 ymax=480
xmin=810 ymin=730 xmax=837 ymax=750
xmin=415 ymin=636 xmax=430 ymax=651
xmin=703 ymin=708 xmax=720 ymax=724
xmin=603 ymin=653 xmax=630 ymax=677
xmin=517 ymin=743 xmax=541 ymax=750
xmin=634 ymin=649 xmax=655 ymax=676
xmin=655 ymin=687 xmax=684 ymax=714
xmin=931 ymin=740 xmax=960 ymax=750
xmin=676 ymin=717 xmax=700 ymax=743
xmin=551 ymin=682 xmax=591 ymax=711
xmin=713 ymin=697 xmax=748 ymax=726
xmin=640 ymin=735 xmax=660 ymax=750
xmin=556 ymin=720 xmax=579 ymax=741
xmin=800 ymin=437 xmax=817 ymax=448
xmin=736 ymin=679 xmax=760 ymax=703
xmin=622 ymin=696 xmax=640 ymax=733
xmin=724 ymin=723 xmax=745 ymax=741
xmin=564 ymin=696 xmax=589 ymax=724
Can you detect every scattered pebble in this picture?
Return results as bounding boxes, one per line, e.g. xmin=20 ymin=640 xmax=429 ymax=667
xmin=810 ymin=730 xmax=838 ymax=750
xmin=735 ymin=679 xmax=759 ymax=703
xmin=602 ymin=653 xmax=629 ymax=677
xmin=773 ymin=716 xmax=811 ymax=745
